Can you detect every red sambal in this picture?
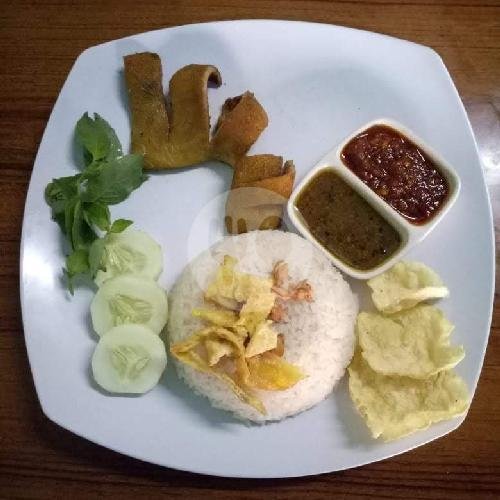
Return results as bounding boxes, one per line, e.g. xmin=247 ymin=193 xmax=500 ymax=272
xmin=340 ymin=125 xmax=449 ymax=224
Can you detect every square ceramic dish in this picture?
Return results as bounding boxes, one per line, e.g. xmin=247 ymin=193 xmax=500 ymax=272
xmin=21 ymin=21 xmax=494 ymax=478
xmin=287 ymin=118 xmax=461 ymax=280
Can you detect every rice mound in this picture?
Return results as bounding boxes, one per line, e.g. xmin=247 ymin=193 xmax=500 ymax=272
xmin=168 ymin=230 xmax=358 ymax=422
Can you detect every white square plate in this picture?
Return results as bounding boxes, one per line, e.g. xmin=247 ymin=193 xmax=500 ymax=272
xmin=20 ymin=20 xmax=495 ymax=478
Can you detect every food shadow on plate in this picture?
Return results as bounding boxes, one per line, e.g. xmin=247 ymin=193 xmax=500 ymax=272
xmin=159 ymin=357 xmax=244 ymax=428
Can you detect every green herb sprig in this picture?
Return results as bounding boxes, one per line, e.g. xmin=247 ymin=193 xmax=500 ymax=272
xmin=45 ymin=113 xmax=147 ymax=293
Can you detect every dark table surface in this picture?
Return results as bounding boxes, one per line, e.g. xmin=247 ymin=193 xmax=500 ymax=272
xmin=1 ymin=1 xmax=499 ymax=498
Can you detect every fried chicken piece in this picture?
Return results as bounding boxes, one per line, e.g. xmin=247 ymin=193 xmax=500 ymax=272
xmin=124 ymin=53 xmax=170 ymax=168
xmin=124 ymin=52 xmax=297 ymax=234
xmin=272 ymin=261 xmax=288 ymax=288
xmin=272 ymin=279 xmax=314 ymax=303
xmin=211 ymin=93 xmax=268 ymax=166
xmin=124 ymin=52 xmax=221 ymax=169
xmin=269 ymin=300 xmax=288 ymax=323
xmin=289 ymin=280 xmax=314 ymax=302
xmin=271 ymin=286 xmax=290 ymax=299
xmin=268 ymin=334 xmax=285 ymax=357
xmin=232 ymin=154 xmax=284 ymax=185
xmin=168 ymin=64 xmax=222 ymax=166
xmin=269 ymin=262 xmax=313 ymax=323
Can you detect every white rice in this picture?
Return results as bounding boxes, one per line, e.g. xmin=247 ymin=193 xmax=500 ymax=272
xmin=167 ymin=230 xmax=358 ymax=422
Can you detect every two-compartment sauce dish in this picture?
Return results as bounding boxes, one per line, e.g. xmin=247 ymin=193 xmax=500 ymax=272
xmin=287 ymin=118 xmax=461 ymax=280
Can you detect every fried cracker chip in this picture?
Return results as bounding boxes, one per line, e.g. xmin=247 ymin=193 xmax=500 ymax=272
xmin=348 ymin=353 xmax=468 ymax=441
xmin=368 ymin=261 xmax=449 ymax=314
xmin=357 ymin=306 xmax=465 ymax=379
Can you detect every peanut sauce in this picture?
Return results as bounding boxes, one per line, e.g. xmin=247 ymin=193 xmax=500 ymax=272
xmin=295 ymin=170 xmax=401 ymax=270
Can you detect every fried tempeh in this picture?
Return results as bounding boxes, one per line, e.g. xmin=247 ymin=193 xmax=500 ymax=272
xmin=211 ymin=92 xmax=268 ymax=166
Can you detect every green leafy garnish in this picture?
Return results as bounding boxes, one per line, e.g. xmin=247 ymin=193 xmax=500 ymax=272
xmin=76 ymin=112 xmax=122 ymax=165
xmin=84 ymin=202 xmax=110 ymax=232
xmin=45 ymin=113 xmax=147 ymax=293
xmin=109 ymin=219 xmax=133 ymax=234
xmin=65 ymin=248 xmax=90 ymax=294
xmin=45 ymin=175 xmax=80 ymax=213
xmin=88 ymin=237 xmax=106 ymax=277
xmin=81 ymin=155 xmax=146 ymax=204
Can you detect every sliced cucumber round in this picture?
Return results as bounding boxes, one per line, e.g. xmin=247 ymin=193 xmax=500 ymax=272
xmin=95 ymin=229 xmax=163 ymax=287
xmin=91 ymin=275 xmax=168 ymax=337
xmin=92 ymin=324 xmax=167 ymax=394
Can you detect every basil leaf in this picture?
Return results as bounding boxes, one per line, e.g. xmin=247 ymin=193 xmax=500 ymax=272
xmin=66 ymin=248 xmax=90 ymax=275
xmin=84 ymin=202 xmax=110 ymax=231
xmin=94 ymin=113 xmax=122 ymax=160
xmin=45 ymin=175 xmax=80 ymax=214
xmin=64 ymin=196 xmax=78 ymax=241
xmin=66 ymin=199 xmax=97 ymax=250
xmin=75 ymin=113 xmax=122 ymax=165
xmin=71 ymin=199 xmax=83 ymax=249
xmin=65 ymin=249 xmax=90 ymax=294
xmin=45 ymin=113 xmax=139 ymax=295
xmin=88 ymin=237 xmax=106 ymax=277
xmin=81 ymin=154 xmax=146 ymax=205
xmin=53 ymin=212 xmax=66 ymax=232
xmin=109 ymin=219 xmax=133 ymax=234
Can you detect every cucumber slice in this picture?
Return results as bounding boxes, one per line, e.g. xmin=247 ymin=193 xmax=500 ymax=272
xmin=91 ymin=275 xmax=168 ymax=336
xmin=92 ymin=324 xmax=167 ymax=394
xmin=95 ymin=229 xmax=163 ymax=286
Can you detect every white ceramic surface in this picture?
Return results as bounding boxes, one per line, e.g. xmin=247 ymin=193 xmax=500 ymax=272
xmin=20 ymin=20 xmax=495 ymax=478
xmin=287 ymin=117 xmax=461 ymax=279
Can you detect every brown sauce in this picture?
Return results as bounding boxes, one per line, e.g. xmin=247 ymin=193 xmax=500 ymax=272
xmin=341 ymin=125 xmax=449 ymax=224
xmin=295 ymin=170 xmax=401 ymax=270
